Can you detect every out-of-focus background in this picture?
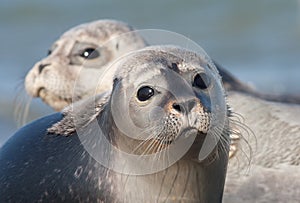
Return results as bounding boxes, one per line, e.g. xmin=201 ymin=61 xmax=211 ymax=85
xmin=1 ymin=0 xmax=300 ymax=146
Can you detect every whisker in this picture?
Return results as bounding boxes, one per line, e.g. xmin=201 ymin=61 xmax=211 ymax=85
xmin=230 ymin=119 xmax=255 ymax=144
xmin=227 ymin=116 xmax=255 ymax=173
xmin=142 ymin=138 xmax=158 ymax=155
xmin=13 ymin=82 xmax=33 ymax=127
xmin=154 ymin=136 xmax=167 ymax=170
xmin=230 ymin=111 xmax=245 ymax=123
xmin=209 ymin=124 xmax=231 ymax=161
xmin=131 ymin=125 xmax=163 ymax=154
xmin=229 ymin=118 xmax=255 ymax=158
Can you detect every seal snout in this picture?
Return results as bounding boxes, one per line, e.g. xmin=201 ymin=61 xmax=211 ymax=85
xmin=169 ymin=98 xmax=198 ymax=114
xmin=25 ymin=61 xmax=51 ymax=97
xmin=172 ymin=102 xmax=183 ymax=113
xmin=171 ymin=99 xmax=196 ymax=115
xmin=38 ymin=63 xmax=51 ymax=74
xmin=168 ymin=98 xmax=210 ymax=135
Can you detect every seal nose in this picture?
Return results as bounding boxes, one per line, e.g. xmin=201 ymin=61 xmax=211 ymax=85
xmin=172 ymin=103 xmax=184 ymax=113
xmin=172 ymin=99 xmax=197 ymax=114
xmin=38 ymin=63 xmax=50 ymax=74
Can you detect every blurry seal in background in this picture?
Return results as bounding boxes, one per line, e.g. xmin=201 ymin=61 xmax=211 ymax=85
xmin=25 ymin=19 xmax=147 ymax=111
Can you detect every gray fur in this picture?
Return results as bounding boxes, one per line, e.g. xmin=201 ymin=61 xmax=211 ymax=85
xmin=228 ymin=92 xmax=300 ymax=169
xmin=224 ymin=92 xmax=300 ymax=202
xmin=224 ymin=164 xmax=300 ymax=203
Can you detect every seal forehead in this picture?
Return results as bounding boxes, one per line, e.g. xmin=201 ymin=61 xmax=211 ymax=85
xmin=61 ymin=20 xmax=134 ymax=42
xmin=112 ymin=49 xmax=181 ymax=86
xmin=114 ymin=46 xmax=214 ymax=84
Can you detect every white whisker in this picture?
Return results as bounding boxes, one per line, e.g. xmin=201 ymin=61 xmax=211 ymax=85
xmin=13 ymin=84 xmax=32 ymax=127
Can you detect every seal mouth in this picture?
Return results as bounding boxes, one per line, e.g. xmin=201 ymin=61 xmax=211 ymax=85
xmin=36 ymin=87 xmax=73 ymax=111
xmin=179 ymin=127 xmax=199 ymax=138
xmin=38 ymin=88 xmax=72 ymax=103
xmin=158 ymin=128 xmax=205 ymax=146
xmin=37 ymin=87 xmax=45 ymax=98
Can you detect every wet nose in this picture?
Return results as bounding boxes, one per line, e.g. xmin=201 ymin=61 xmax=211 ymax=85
xmin=172 ymin=99 xmax=197 ymax=114
xmin=38 ymin=63 xmax=50 ymax=74
xmin=172 ymin=103 xmax=184 ymax=113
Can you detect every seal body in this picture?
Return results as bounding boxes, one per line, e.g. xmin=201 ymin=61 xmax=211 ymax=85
xmin=0 ymin=113 xmax=115 ymax=202
xmin=0 ymin=113 xmax=228 ymax=202
xmin=224 ymin=164 xmax=300 ymax=203
xmin=227 ymin=92 xmax=300 ymax=170
xmin=224 ymin=92 xmax=300 ymax=203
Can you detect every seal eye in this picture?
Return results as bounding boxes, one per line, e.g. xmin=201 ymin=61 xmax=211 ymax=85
xmin=47 ymin=50 xmax=52 ymax=56
xmin=137 ymin=86 xmax=154 ymax=102
xmin=80 ymin=48 xmax=100 ymax=59
xmin=193 ymin=73 xmax=210 ymax=89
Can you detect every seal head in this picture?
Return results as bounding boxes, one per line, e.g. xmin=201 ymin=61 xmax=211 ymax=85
xmin=25 ymin=19 xmax=147 ymax=111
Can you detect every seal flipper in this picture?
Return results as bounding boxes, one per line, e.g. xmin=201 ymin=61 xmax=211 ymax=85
xmin=47 ymin=92 xmax=110 ymax=136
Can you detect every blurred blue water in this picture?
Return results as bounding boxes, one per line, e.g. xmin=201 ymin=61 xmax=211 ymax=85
xmin=1 ymin=0 xmax=300 ymax=146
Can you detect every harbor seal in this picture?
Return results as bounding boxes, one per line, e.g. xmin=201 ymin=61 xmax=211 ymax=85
xmin=25 ymin=19 xmax=147 ymax=111
xmin=1 ymin=46 xmax=230 ymax=202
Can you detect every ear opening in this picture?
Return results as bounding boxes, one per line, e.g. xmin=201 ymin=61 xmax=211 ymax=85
xmin=112 ymin=77 xmax=121 ymax=91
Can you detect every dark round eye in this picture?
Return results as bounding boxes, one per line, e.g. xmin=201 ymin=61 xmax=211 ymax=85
xmin=193 ymin=73 xmax=210 ymax=89
xmin=137 ymin=86 xmax=155 ymax=101
xmin=80 ymin=48 xmax=100 ymax=59
xmin=47 ymin=50 xmax=52 ymax=56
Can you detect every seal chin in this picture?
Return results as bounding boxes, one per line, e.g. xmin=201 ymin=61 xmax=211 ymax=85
xmin=179 ymin=127 xmax=199 ymax=139
xmin=180 ymin=128 xmax=216 ymax=163
xmin=38 ymin=88 xmax=72 ymax=111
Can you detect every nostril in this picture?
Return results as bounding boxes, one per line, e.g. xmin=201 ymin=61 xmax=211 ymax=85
xmin=38 ymin=63 xmax=50 ymax=74
xmin=188 ymin=100 xmax=196 ymax=112
xmin=172 ymin=103 xmax=183 ymax=113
